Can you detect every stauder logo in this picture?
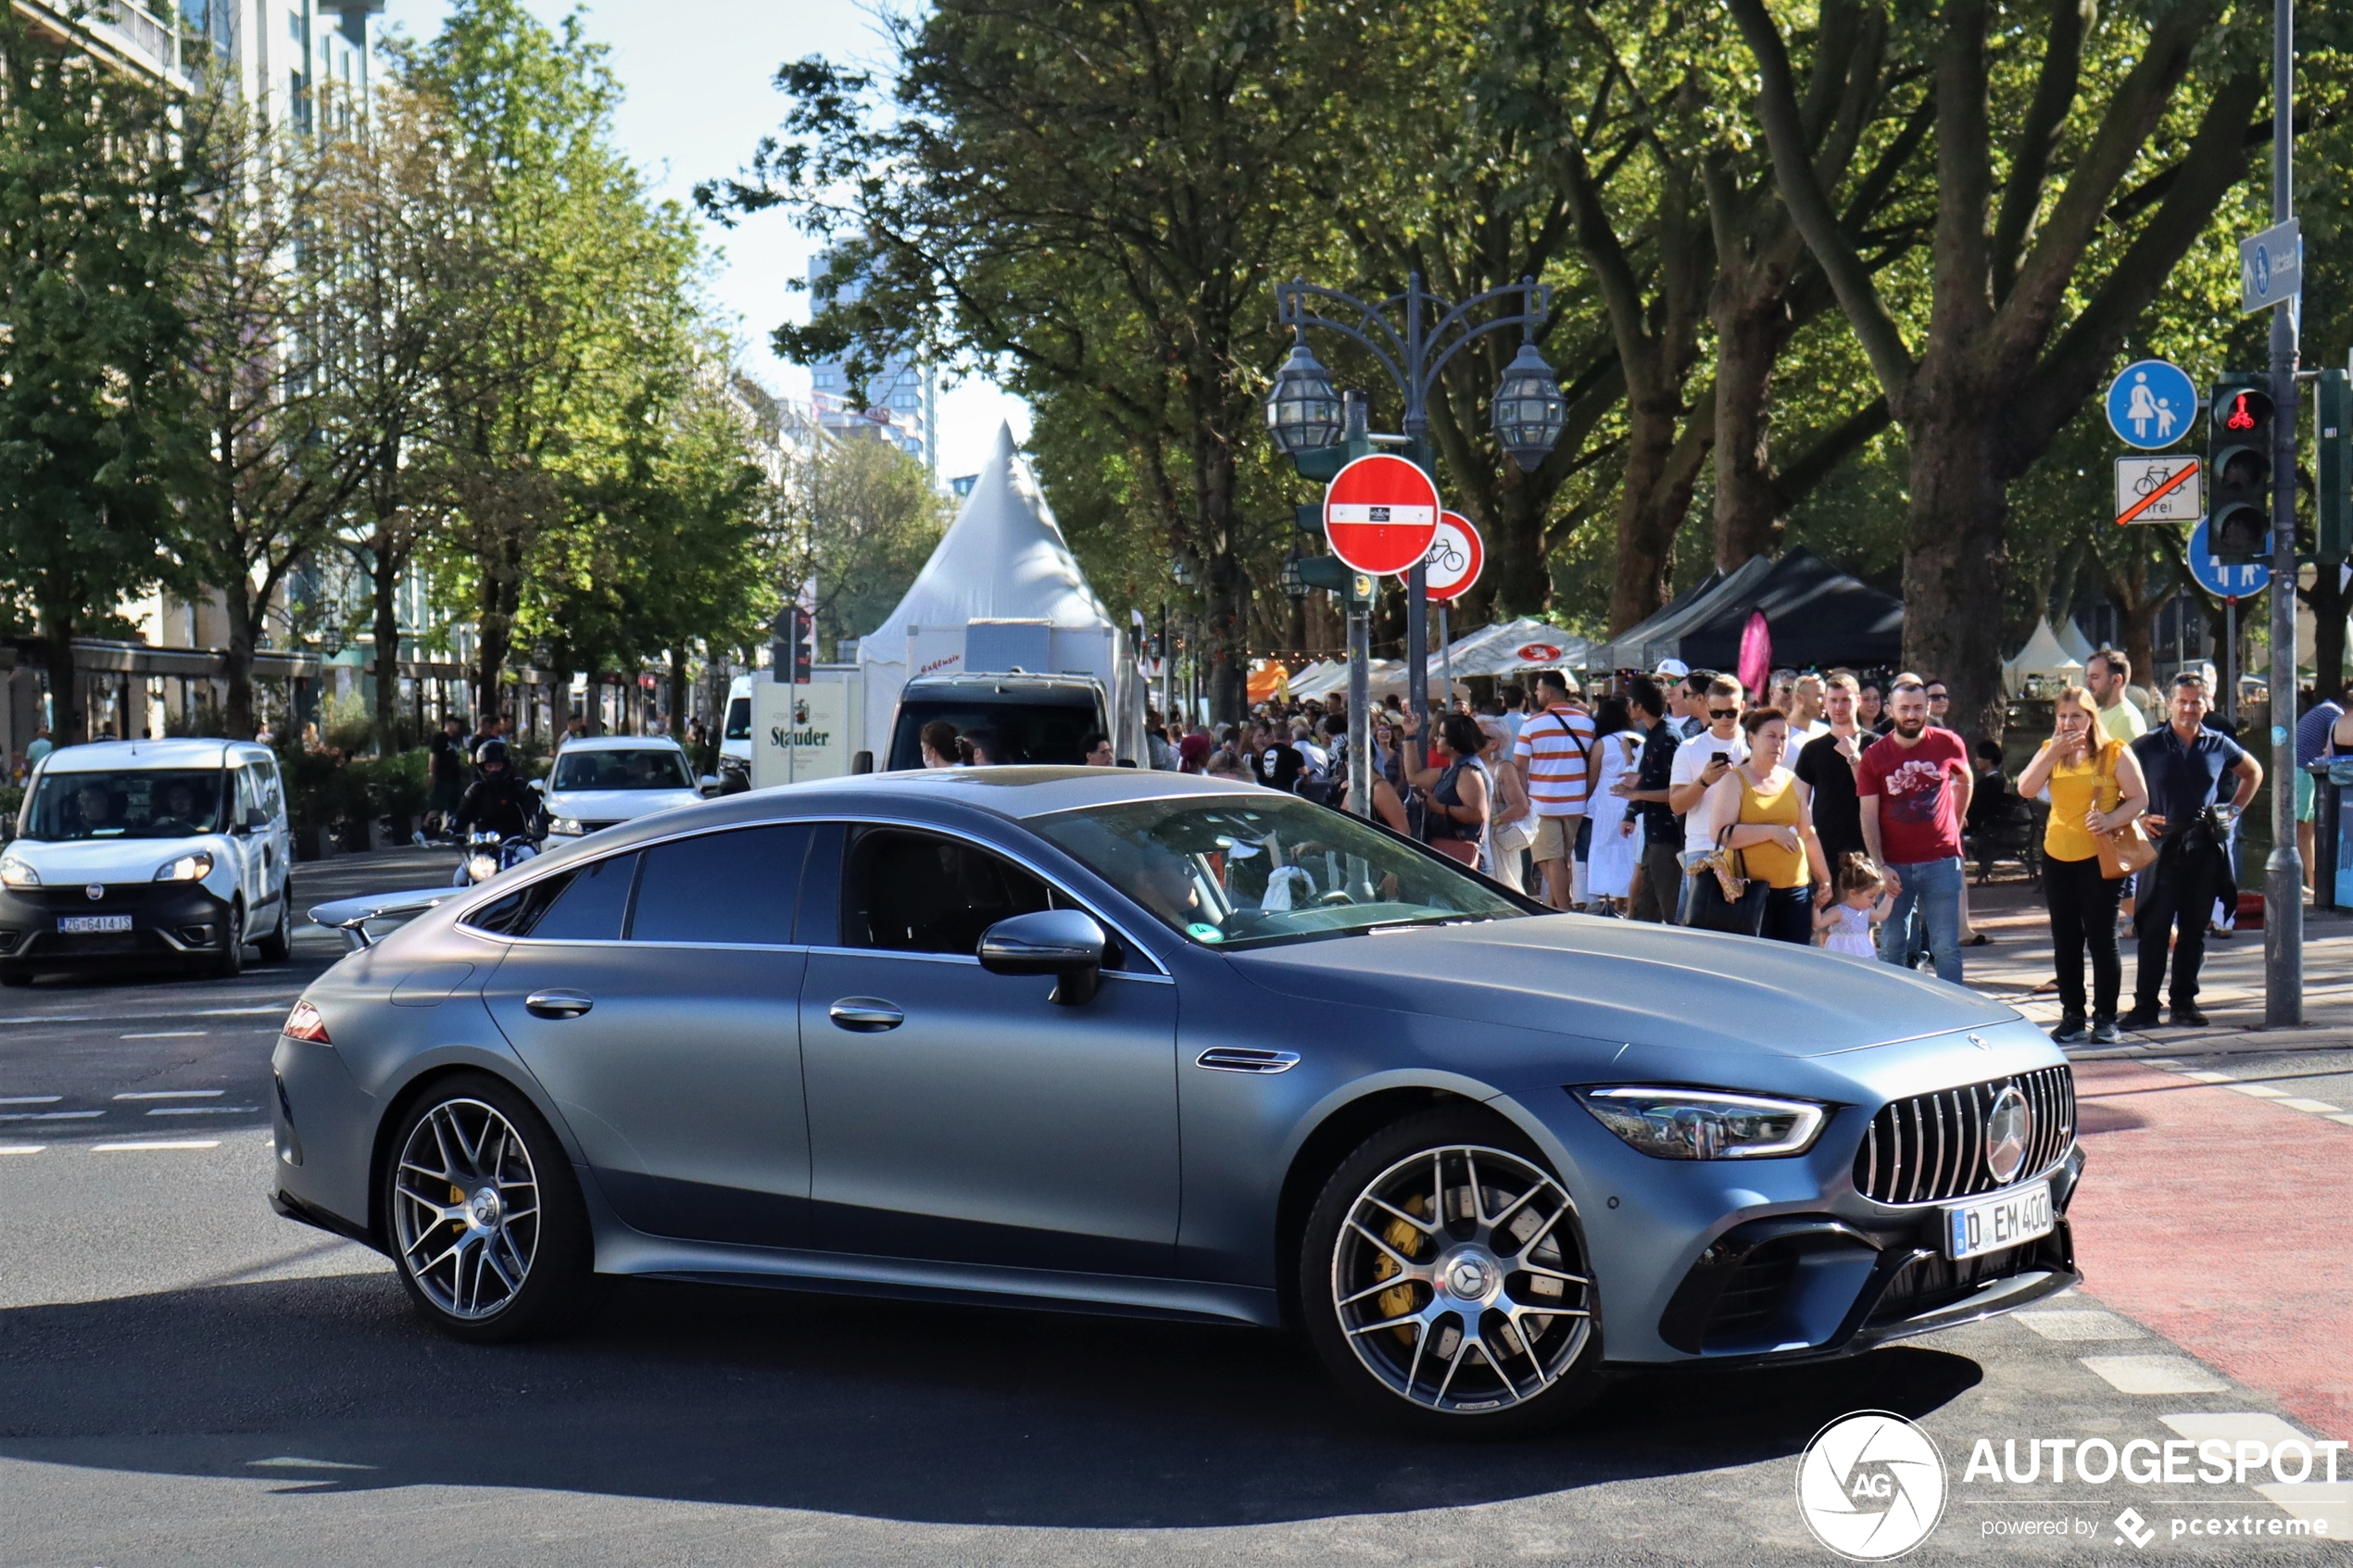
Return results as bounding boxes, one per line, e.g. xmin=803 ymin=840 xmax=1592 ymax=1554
xmin=1797 ymin=1411 xmax=1948 ymax=1561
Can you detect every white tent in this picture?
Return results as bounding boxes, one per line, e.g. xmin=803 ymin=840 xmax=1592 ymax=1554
xmin=2003 ymin=617 xmax=2085 ymax=696
xmin=1450 ymin=619 xmax=1596 ymax=677
xmin=858 ymin=423 xmax=1145 ymax=759
xmin=2056 ymin=617 xmax=2097 ymax=666
xmin=1285 ymin=659 xmax=1351 ymax=700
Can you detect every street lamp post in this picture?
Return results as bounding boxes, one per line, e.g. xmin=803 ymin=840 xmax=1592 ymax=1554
xmin=1266 ymin=271 xmax=1563 ymax=800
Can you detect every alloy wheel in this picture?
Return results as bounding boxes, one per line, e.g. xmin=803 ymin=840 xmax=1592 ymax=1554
xmin=1330 ymin=1143 xmax=1592 ymax=1414
xmin=392 ymin=1098 xmax=541 ymax=1321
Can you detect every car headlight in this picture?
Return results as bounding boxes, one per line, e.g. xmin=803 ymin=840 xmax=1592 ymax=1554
xmin=155 ymin=851 xmax=216 ymax=882
xmin=0 ymin=857 xmax=38 ymax=889
xmin=465 ymin=852 xmax=502 ymax=882
xmin=1576 ymin=1086 xmax=1828 ymax=1160
xmin=548 ymin=817 xmax=585 ymax=836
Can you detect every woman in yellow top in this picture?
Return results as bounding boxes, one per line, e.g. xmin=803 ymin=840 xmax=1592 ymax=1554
xmin=2017 ymin=685 xmax=2149 ymax=1045
xmin=1701 ymin=708 xmax=1831 ymax=944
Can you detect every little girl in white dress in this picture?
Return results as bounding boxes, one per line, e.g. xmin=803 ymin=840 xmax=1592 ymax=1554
xmin=1815 ymin=853 xmax=1894 ymax=957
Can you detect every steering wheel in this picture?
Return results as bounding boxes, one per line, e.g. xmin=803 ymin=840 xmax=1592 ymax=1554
xmin=1315 ymin=889 xmax=1358 ymax=907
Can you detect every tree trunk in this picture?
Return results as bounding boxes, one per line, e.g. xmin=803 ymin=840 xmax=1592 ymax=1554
xmin=1483 ymin=470 xmax=1553 ymax=620
xmin=39 ymin=604 xmax=82 ymax=745
xmin=1899 ymin=408 xmax=2012 ymax=745
xmin=473 ymin=574 xmax=515 ymax=727
xmin=370 ymin=537 xmax=405 ymax=753
xmin=220 ymin=575 xmax=262 ymax=744
xmin=2303 ymin=564 xmax=2351 ymax=703
xmin=668 ymin=646 xmax=689 ymax=739
xmin=1607 ymin=395 xmax=1714 ymax=635
xmin=1710 ymin=284 xmax=1791 ymax=571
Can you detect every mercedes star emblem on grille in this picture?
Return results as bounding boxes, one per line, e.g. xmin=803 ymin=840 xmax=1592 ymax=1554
xmin=1984 ymin=1085 xmax=2034 ymax=1184
xmin=84 ymin=884 xmax=105 ymax=901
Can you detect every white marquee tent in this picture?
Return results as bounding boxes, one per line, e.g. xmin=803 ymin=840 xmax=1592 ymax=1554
xmin=857 ymin=423 xmax=1145 ymax=759
xmin=2003 ymin=617 xmax=2085 ymax=695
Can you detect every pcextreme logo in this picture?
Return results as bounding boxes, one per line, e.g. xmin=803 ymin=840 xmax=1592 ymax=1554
xmin=1796 ymin=1411 xmax=1948 ymax=1561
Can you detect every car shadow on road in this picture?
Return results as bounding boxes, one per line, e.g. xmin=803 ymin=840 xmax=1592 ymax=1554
xmin=0 ymin=1271 xmax=1982 ymax=1526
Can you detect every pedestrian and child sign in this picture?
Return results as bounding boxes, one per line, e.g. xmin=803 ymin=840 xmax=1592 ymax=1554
xmin=2106 ymin=358 xmax=2197 ymax=450
xmin=1323 ymin=453 xmax=1440 ymax=575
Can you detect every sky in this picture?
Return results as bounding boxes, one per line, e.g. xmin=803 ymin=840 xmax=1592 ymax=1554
xmin=374 ymin=0 xmax=1030 ymax=481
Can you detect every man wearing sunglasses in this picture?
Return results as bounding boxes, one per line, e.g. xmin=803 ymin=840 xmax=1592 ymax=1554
xmin=1666 ymin=676 xmax=1749 ymax=922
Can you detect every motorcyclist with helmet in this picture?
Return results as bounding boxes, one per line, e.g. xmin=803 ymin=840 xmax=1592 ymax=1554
xmin=448 ymin=739 xmax=545 ymax=884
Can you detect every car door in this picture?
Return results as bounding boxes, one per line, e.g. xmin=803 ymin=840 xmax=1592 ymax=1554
xmin=247 ymin=753 xmax=291 ymax=911
xmin=226 ymin=763 xmax=271 ymax=914
xmin=799 ymin=823 xmax=1179 ymax=1276
xmin=480 ymin=822 xmax=818 ymax=1248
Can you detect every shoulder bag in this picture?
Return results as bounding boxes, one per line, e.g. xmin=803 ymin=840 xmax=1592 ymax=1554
xmin=1683 ymin=823 xmax=1767 ymax=935
xmin=2093 ymin=744 xmax=2158 ymax=881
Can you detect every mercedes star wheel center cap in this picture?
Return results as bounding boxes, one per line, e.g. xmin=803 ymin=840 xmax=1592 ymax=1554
xmin=1444 ymin=1254 xmax=1492 ymax=1300
xmin=1984 ymin=1085 xmax=2034 ymax=1185
xmin=468 ymin=1187 xmax=502 ymax=1228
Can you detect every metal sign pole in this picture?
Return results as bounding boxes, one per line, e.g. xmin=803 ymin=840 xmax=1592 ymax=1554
xmin=1347 ymin=589 xmax=1372 ymax=818
xmin=2265 ymin=0 xmax=2303 ymax=1026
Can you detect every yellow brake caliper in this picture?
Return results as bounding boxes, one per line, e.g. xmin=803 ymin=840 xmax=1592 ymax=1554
xmin=1373 ymin=1193 xmax=1427 ymax=1342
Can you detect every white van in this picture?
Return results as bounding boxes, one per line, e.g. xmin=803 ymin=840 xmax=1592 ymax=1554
xmin=719 ymin=674 xmax=754 ymax=778
xmin=0 ymin=739 xmax=296 ymax=983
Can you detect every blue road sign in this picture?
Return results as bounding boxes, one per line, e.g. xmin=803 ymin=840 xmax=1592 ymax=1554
xmin=2106 ymin=358 xmax=2197 ymax=450
xmin=2186 ymin=516 xmax=2271 ymax=597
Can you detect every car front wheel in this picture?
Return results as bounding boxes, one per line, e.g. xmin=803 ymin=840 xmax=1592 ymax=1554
xmin=383 ymin=1073 xmax=595 ymax=1343
xmin=1301 ymin=1108 xmax=1604 ymax=1434
xmin=257 ymin=884 xmax=292 ymax=962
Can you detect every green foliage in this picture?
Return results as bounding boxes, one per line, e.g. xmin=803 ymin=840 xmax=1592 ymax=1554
xmin=781 ymin=434 xmax=947 ymax=660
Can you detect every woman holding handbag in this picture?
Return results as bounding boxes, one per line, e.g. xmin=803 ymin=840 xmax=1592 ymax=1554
xmin=1398 ymin=711 xmax=1490 ymax=867
xmin=2017 ymin=685 xmax=2150 ymax=1045
xmin=1699 ymin=708 xmax=1831 ymax=944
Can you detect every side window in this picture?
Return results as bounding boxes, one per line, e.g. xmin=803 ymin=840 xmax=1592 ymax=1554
xmin=628 ymin=824 xmax=810 ymax=946
xmin=232 ymin=766 xmax=260 ymax=824
xmin=251 ymin=758 xmax=283 ymax=818
xmin=842 ymin=829 xmax=1052 ymax=957
xmin=521 ymin=852 xmax=640 ymax=942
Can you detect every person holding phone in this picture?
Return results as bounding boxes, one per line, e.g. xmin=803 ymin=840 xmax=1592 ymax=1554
xmin=2017 ymin=685 xmax=2148 ymax=1044
xmin=1666 ymin=675 xmax=1748 ymax=923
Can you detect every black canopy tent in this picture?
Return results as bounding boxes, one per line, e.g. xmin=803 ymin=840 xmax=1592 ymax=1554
xmin=1598 ymin=548 xmax=1904 ymax=672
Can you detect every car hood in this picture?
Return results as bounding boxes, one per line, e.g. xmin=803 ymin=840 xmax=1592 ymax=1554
xmin=544 ymin=788 xmax=699 ymax=822
xmin=1 ymin=834 xmax=231 ymax=883
xmin=1225 ymin=913 xmax=2016 ymax=1060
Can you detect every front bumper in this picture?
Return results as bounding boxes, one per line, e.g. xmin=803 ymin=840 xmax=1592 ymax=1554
xmin=0 ymin=883 xmax=233 ymax=967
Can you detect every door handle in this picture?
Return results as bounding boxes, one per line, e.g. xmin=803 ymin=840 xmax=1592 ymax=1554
xmin=524 ymin=989 xmax=594 ymax=1019
xmin=828 ymin=997 xmax=903 ymax=1032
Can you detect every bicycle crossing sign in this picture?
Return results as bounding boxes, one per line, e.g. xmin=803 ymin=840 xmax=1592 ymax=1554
xmin=2115 ymin=456 xmax=2202 ymax=525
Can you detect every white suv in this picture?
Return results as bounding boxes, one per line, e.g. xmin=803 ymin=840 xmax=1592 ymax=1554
xmin=0 ymin=738 xmax=296 ymax=983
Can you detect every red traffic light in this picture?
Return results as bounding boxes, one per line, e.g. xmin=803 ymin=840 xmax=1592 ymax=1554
xmin=2213 ymin=386 xmax=2272 ymax=432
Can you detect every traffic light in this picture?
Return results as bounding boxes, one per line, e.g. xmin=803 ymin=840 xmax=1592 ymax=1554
xmin=2207 ymin=375 xmax=2273 ymax=563
xmin=2318 ymin=367 xmax=2351 ymax=567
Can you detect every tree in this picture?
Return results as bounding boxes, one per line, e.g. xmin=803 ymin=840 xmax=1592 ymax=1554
xmin=705 ymin=0 xmax=1338 ymax=721
xmin=782 ymin=433 xmax=947 ymax=665
xmin=1730 ymin=0 xmax=2266 ymax=739
xmin=0 ymin=5 xmax=203 ymax=742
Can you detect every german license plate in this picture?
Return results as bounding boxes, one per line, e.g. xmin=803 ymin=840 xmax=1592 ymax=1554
xmin=1944 ymin=1180 xmax=2053 ymax=1261
xmin=57 ymin=915 xmax=132 ymax=935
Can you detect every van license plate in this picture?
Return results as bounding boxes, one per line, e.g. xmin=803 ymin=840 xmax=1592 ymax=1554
xmin=1944 ymin=1180 xmax=2053 ymax=1261
xmin=57 ymin=915 xmax=132 ymax=935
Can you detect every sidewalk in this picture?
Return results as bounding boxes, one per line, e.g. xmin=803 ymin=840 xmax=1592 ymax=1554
xmin=1952 ymin=873 xmax=2353 ymax=1446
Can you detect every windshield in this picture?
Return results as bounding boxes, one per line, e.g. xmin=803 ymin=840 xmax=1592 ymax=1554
xmin=724 ymin=697 xmax=751 ymax=742
xmin=21 ymin=769 xmax=227 ymax=841
xmin=551 ymin=747 xmax=694 ymax=793
xmin=1029 ymin=796 xmax=1528 ymax=949
xmin=890 ymin=696 xmax=1101 ymax=770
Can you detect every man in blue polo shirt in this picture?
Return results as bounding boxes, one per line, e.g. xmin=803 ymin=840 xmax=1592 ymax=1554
xmin=2120 ymin=672 xmax=2262 ymax=1031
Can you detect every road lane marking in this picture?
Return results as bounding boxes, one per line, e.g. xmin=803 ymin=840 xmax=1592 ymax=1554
xmin=2227 ymin=1082 xmax=2289 ymax=1098
xmin=2081 ymin=1355 xmax=2233 ymax=1394
xmin=114 ymin=1089 xmax=225 ymax=1100
xmin=0 ymin=1095 xmax=62 ymax=1104
xmin=195 ymin=1005 xmax=288 ymax=1016
xmin=2179 ymin=1069 xmax=2237 ymax=1083
xmin=2278 ymin=1097 xmax=2344 ymax=1113
xmin=0 ymin=1145 xmax=44 ymax=1155
xmin=2160 ymin=1411 xmax=2311 ymax=1445
xmin=2017 ymin=1310 xmax=2145 ymax=1341
xmin=246 ymin=1456 xmax=378 ymax=1471
xmin=146 ymin=1106 xmax=258 ymax=1116
xmin=120 ymin=1030 xmax=209 ymax=1039
xmin=90 ymin=1139 xmax=220 ymax=1151
xmin=0 ymin=1110 xmax=103 ymax=1121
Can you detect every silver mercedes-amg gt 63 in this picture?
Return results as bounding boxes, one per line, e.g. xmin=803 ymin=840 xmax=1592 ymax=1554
xmin=273 ymin=768 xmax=2082 ymax=1432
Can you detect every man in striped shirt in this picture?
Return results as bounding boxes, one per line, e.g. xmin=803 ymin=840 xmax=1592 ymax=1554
xmin=1513 ymin=670 xmax=1595 ymax=909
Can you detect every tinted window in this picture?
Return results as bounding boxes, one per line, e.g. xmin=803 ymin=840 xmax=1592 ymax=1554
xmin=724 ymin=696 xmax=751 ymax=741
xmin=843 ymin=829 xmax=1051 ymax=956
xmin=628 ymin=825 xmax=810 ymax=946
xmin=885 ymin=696 xmax=1101 ymax=771
xmin=551 ymin=747 xmax=694 ymax=793
xmin=20 ymin=769 xmax=226 ymax=840
xmin=524 ymin=852 xmax=639 ymax=941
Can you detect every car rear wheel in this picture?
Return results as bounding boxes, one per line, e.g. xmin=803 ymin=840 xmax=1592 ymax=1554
xmin=383 ymin=1073 xmax=594 ymax=1343
xmin=257 ymin=884 xmax=292 ymax=963
xmin=1300 ymin=1107 xmax=1604 ymax=1435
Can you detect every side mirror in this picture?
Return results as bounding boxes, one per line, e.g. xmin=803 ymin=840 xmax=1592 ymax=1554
xmin=977 ymin=909 xmax=1106 ymax=1007
xmin=698 ymin=774 xmax=722 ymax=797
xmin=245 ymin=807 xmax=271 ymax=832
xmin=851 ymin=750 xmax=875 ymax=775
xmin=528 ymin=778 xmax=547 ymax=795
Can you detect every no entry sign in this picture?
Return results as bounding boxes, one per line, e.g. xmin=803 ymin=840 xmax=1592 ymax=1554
xmin=1323 ymin=454 xmax=1439 ymax=575
xmin=1424 ymin=511 xmax=1484 ymax=602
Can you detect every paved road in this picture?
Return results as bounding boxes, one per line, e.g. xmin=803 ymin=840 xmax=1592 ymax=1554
xmin=3 ymin=855 xmax=2347 ymax=1564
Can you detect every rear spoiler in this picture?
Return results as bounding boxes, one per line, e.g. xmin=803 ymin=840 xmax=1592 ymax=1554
xmin=308 ymin=887 xmax=455 ymax=951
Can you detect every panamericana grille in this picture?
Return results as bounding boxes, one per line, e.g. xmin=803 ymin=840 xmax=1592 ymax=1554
xmin=1854 ymin=1065 xmax=2075 ymax=1205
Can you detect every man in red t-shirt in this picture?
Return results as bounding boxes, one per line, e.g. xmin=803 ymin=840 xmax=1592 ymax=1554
xmin=1857 ymin=676 xmax=1974 ymax=982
